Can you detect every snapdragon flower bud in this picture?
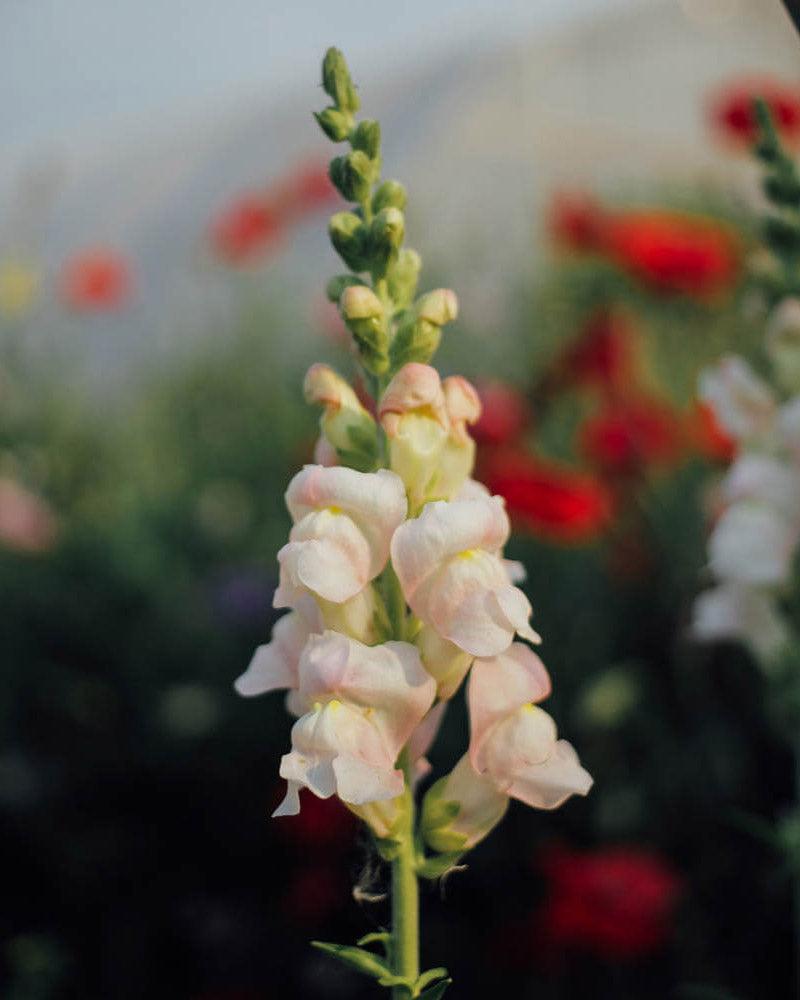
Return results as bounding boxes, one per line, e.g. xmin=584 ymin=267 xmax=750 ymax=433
xmin=368 ymin=207 xmax=405 ymax=277
xmin=340 ymin=285 xmax=390 ymax=373
xmin=387 ymin=249 xmax=421 ymax=308
xmin=372 ymin=180 xmax=407 ymax=213
xmin=416 ymin=289 xmax=458 ymax=326
xmin=330 ymin=151 xmax=374 ymax=204
xmin=329 ymin=213 xmax=368 ymax=272
xmin=314 ymin=106 xmax=353 ymax=142
xmin=321 ymin=47 xmax=360 ymax=113
xmin=351 ymin=119 xmax=381 ymax=159
xmin=304 ymin=364 xmax=378 ymax=472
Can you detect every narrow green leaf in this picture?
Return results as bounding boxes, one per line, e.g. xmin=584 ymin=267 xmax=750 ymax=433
xmin=417 ymin=977 xmax=452 ymax=999
xmin=311 ymin=941 xmax=391 ymax=981
xmin=357 ymin=931 xmax=391 ymax=949
xmin=416 ymin=852 xmax=465 ymax=880
xmin=414 ymin=967 xmax=448 ymax=993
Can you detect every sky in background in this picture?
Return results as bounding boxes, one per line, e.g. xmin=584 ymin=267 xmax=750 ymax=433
xmin=0 ymin=0 xmax=641 ymax=159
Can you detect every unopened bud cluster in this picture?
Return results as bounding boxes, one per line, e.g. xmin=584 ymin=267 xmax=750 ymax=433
xmin=235 ymin=50 xmax=591 ymax=868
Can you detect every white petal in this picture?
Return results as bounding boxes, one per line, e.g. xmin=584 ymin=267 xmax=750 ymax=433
xmin=234 ymin=613 xmax=312 ymax=697
xmin=507 ymin=739 xmax=594 ymax=810
xmin=709 ymin=503 xmax=798 ymax=585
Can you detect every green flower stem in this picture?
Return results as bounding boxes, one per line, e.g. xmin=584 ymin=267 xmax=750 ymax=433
xmin=392 ymin=748 xmax=420 ymax=997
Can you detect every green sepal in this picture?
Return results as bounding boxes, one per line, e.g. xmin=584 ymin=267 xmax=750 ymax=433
xmin=367 ymin=208 xmax=405 ymax=278
xmin=375 ymin=834 xmax=403 ymax=862
xmin=321 ymin=48 xmax=360 ymax=113
xmin=416 ymin=851 xmax=465 ymax=880
xmin=344 ymin=313 xmax=390 ymax=374
xmin=329 ymin=153 xmax=373 ymax=205
xmin=314 ymin=107 xmax=353 ymax=142
xmin=386 ymin=249 xmax=421 ymax=308
xmin=357 ymin=931 xmax=391 ymax=951
xmin=415 ymin=969 xmax=449 ymax=994
xmin=328 ymin=212 xmax=369 ymax=272
xmin=352 ymin=119 xmax=381 ymax=159
xmin=311 ymin=941 xmax=392 ymax=982
xmin=389 ymin=318 xmax=441 ymax=370
xmin=325 ymin=274 xmax=367 ymax=302
xmin=420 ymin=777 xmax=469 ymax=854
xmin=372 ymin=179 xmax=407 ymax=213
xmin=340 ymin=422 xmax=380 ymax=470
xmin=417 ymin=978 xmax=452 ymax=999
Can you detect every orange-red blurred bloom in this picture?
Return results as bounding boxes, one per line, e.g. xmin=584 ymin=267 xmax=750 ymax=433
xmin=548 ymin=192 xmax=742 ymax=301
xmin=538 ymin=844 xmax=682 ymax=960
xmin=276 ymin=160 xmax=338 ymax=219
xmin=60 ymin=247 xmax=132 ymax=311
xmin=604 ymin=210 xmax=741 ymax=301
xmin=687 ymin=398 xmax=737 ymax=464
xmin=472 ymin=379 xmax=531 ymax=447
xmin=578 ymin=397 xmax=685 ymax=474
xmin=709 ymin=76 xmax=800 ymax=148
xmin=480 ymin=449 xmax=613 ymax=544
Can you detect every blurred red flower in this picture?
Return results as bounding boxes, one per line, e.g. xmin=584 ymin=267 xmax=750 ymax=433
xmin=60 ymin=247 xmax=132 ymax=311
xmin=548 ymin=192 xmax=741 ymax=301
xmin=480 ymin=449 xmax=613 ymax=544
xmin=604 ymin=210 xmax=741 ymax=301
xmin=537 ymin=844 xmax=682 ymax=960
xmin=548 ymin=191 xmax=608 ymax=252
xmin=210 ymin=194 xmax=284 ymax=265
xmin=472 ymin=379 xmax=531 ymax=447
xmin=555 ymin=309 xmax=639 ymax=394
xmin=709 ymin=76 xmax=800 ymax=148
xmin=0 ymin=479 xmax=58 ymax=554
xmin=687 ymin=398 xmax=737 ymax=464
xmin=578 ymin=397 xmax=684 ymax=474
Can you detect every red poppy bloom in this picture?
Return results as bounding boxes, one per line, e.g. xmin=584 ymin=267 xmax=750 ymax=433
xmin=537 ymin=844 xmax=682 ymax=960
xmin=709 ymin=76 xmax=800 ymax=148
xmin=556 ymin=309 xmax=639 ymax=394
xmin=481 ymin=449 xmax=613 ymax=544
xmin=548 ymin=191 xmax=608 ymax=252
xmin=604 ymin=210 xmax=741 ymax=301
xmin=472 ymin=379 xmax=531 ymax=447
xmin=60 ymin=247 xmax=132 ymax=311
xmin=210 ymin=193 xmax=284 ymax=264
xmin=578 ymin=397 xmax=685 ymax=474
xmin=687 ymin=398 xmax=737 ymax=464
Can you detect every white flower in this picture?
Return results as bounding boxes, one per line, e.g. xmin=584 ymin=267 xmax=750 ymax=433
xmin=692 ymin=581 xmax=788 ymax=664
xmin=391 ymin=495 xmax=541 ymax=656
xmin=708 ymin=502 xmax=798 ymax=586
xmin=698 ymin=356 xmax=776 ymax=445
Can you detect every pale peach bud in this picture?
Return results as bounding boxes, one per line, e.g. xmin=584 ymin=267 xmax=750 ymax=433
xmin=304 ymin=363 xmax=377 ymax=460
xmin=416 ymin=288 xmax=458 ymax=326
xmin=431 ymin=375 xmax=482 ymax=499
xmin=379 ymin=364 xmax=449 ymax=509
xmin=340 ymin=284 xmax=383 ymax=320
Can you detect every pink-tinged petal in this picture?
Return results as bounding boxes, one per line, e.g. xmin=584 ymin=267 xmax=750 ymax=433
xmin=708 ymin=503 xmax=798 ymax=585
xmin=506 ymin=739 xmax=594 ymax=810
xmin=392 ymin=497 xmax=535 ymax=656
xmin=379 ymin=364 xmax=448 ymax=437
xmin=276 ymin=509 xmax=372 ymax=604
xmin=468 ymin=644 xmax=552 ymax=770
xmin=234 ymin=612 xmax=314 ymax=697
xmin=313 ymin=435 xmax=339 ymax=466
xmin=439 ymin=754 xmax=509 ymax=849
xmin=698 ymin=356 xmax=776 ymax=443
xmin=442 ymin=376 xmax=481 ymax=444
xmin=456 ymin=478 xmax=490 ymax=501
xmin=298 ymin=632 xmax=436 ymax=757
xmin=481 ymin=705 xmax=558 ymax=781
xmin=285 ymin=465 xmax=407 ymax=580
xmin=692 ymin=582 xmax=788 ymax=663
xmin=277 ymin=700 xmax=403 ymax=811
xmin=416 ymin=625 xmax=474 ymax=699
xmin=408 ymin=701 xmax=447 ymax=766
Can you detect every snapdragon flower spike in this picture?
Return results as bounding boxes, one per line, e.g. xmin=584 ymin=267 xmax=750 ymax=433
xmin=274 ymin=631 xmax=436 ymax=817
xmin=698 ymin=356 xmax=776 ymax=445
xmin=391 ymin=494 xmax=541 ymax=657
xmin=692 ymin=581 xmax=788 ymax=663
xmin=274 ymin=464 xmax=407 ymax=607
xmin=304 ymin=363 xmax=378 ymax=471
xmin=234 ymin=611 xmax=313 ymax=697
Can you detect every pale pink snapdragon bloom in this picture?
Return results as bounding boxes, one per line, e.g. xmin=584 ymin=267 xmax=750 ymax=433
xmin=391 ymin=494 xmax=541 ymax=657
xmin=423 ymin=644 xmax=591 ymax=850
xmin=274 ymin=464 xmax=406 ymax=607
xmin=274 ymin=631 xmax=436 ymax=816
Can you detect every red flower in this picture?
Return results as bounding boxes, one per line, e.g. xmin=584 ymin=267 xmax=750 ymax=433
xmin=60 ymin=247 xmax=132 ymax=311
xmin=578 ymin=397 xmax=684 ymax=474
xmin=210 ymin=194 xmax=284 ymax=264
xmin=687 ymin=398 xmax=737 ymax=464
xmin=709 ymin=76 xmax=800 ymax=148
xmin=480 ymin=449 xmax=613 ymax=544
xmin=604 ymin=210 xmax=741 ymax=301
xmin=556 ymin=309 xmax=639 ymax=394
xmin=537 ymin=844 xmax=682 ymax=960
xmin=548 ymin=191 xmax=608 ymax=252
xmin=472 ymin=379 xmax=531 ymax=446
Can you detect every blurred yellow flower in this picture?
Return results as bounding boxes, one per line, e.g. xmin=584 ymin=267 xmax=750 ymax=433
xmin=0 ymin=259 xmax=39 ymax=320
